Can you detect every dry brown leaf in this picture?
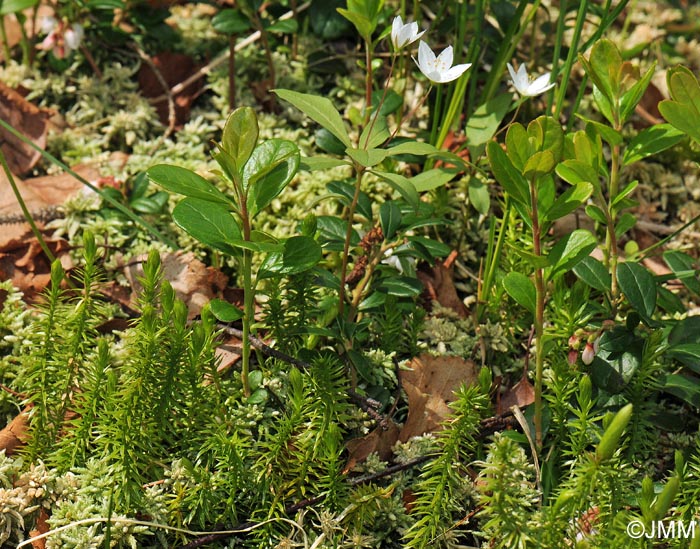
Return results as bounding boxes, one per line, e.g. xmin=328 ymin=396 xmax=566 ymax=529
xmin=125 ymin=252 xmax=229 ymax=319
xmin=0 ymin=237 xmax=72 ymax=301
xmin=344 ymin=420 xmax=400 ymax=472
xmin=137 ymin=51 xmax=202 ymax=128
xmin=399 ymin=353 xmax=478 ymax=441
xmin=29 ymin=507 xmax=49 ymax=549
xmin=0 ymin=82 xmax=52 ymax=175
xmin=0 ymin=408 xmax=30 ymax=455
xmin=417 ymin=256 xmax=468 ymax=318
xmin=497 ymin=374 xmax=535 ymax=415
xmin=0 ymin=164 xmax=99 ymax=223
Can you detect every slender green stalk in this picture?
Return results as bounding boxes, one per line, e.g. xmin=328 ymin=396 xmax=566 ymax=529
xmin=364 ymin=38 xmax=374 ymax=127
xmin=338 ymin=166 xmax=365 ymax=318
xmin=0 ymin=16 xmax=11 ymax=62
xmin=529 ymin=177 xmax=545 ymax=451
xmin=607 ymin=142 xmax=621 ymax=307
xmin=552 ymin=0 xmax=588 ymax=119
xmin=0 ymin=149 xmax=56 ymax=263
xmin=479 ymin=197 xmax=511 ymax=322
xmin=240 ymin=208 xmax=253 ymax=397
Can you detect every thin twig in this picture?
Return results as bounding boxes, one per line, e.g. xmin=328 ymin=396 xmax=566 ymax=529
xmin=218 ymin=325 xmax=310 ymax=369
xmin=149 ymin=2 xmax=311 ymax=106
xmin=130 ymin=42 xmax=176 ymax=140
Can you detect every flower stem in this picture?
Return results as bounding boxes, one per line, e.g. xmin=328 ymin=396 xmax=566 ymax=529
xmin=240 ymin=208 xmax=253 ymax=398
xmin=529 ymin=176 xmax=545 ymax=451
xmin=338 ymin=167 xmax=365 ymax=319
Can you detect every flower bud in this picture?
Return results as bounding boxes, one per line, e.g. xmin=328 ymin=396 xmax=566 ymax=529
xmin=581 ymin=342 xmax=596 ymax=365
xmin=595 ymin=403 xmax=633 ymax=463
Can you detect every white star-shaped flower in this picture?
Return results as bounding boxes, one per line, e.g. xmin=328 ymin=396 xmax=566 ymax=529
xmin=414 ymin=40 xmax=471 ymax=84
xmin=391 ymin=16 xmax=425 ymax=50
xmin=507 ymin=63 xmax=555 ymax=97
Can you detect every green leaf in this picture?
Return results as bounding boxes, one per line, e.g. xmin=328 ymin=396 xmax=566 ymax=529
xmin=377 ymin=276 xmax=423 ymax=297
xmin=614 ymin=212 xmax=637 ymax=238
xmin=465 ymin=93 xmax=513 ymax=148
xmin=260 ymin=235 xmax=322 ymax=278
xmin=209 ymin=299 xmax=244 ymax=322
xmin=385 ymin=141 xmax=438 ymax=156
xmin=667 ymin=344 xmax=700 ymax=374
xmin=503 ymin=272 xmax=536 ymax=315
xmin=380 ymin=200 xmax=402 ymax=239
xmin=585 ymin=204 xmax=608 ymax=224
xmin=300 ymin=156 xmax=350 ymax=171
xmin=544 ymin=182 xmax=593 ymax=222
xmin=573 ymin=256 xmax=611 ymax=291
xmin=309 ymin=0 xmax=351 ymax=39
xmin=583 ymin=39 xmax=622 ymax=106
xmin=346 ymin=147 xmax=388 ymax=167
xmin=620 ymin=63 xmax=656 ymax=122
xmin=406 ymin=236 xmax=451 ymax=259
xmin=266 ymin=19 xmax=298 ymax=34
xmin=410 ymin=168 xmax=457 ymax=192
xmin=245 ymin=139 xmax=300 ymax=217
xmin=317 ymin=215 xmax=360 ymax=251
xmin=661 ymin=374 xmax=700 ymax=409
xmin=528 ymin=116 xmax=564 ymax=160
xmin=274 ymin=89 xmax=352 ymax=148
xmin=315 ymin=127 xmax=347 ymax=155
xmin=172 ymin=198 xmax=241 ymax=255
xmin=548 ymin=229 xmax=597 ymax=281
xmin=372 ymin=171 xmax=419 ymax=208
xmin=622 ymin=124 xmax=685 ymax=166
xmin=327 ymin=180 xmax=373 ymax=220
xmin=359 ymin=116 xmax=390 ymax=149
xmin=221 ymin=107 xmax=259 ymax=169
xmin=617 ymin=262 xmax=656 ymax=320
xmin=556 ymin=160 xmax=600 ymax=189
xmin=504 ymin=123 xmax=531 ymax=171
xmin=0 ymin=0 xmax=38 ymax=14
xmin=147 ymin=164 xmax=232 ymax=205
xmin=486 ymin=141 xmax=530 ymax=206
xmin=336 ymin=8 xmax=372 ymax=39
xmin=576 ymin=116 xmax=623 ymax=146
xmin=468 ymin=178 xmax=490 ymax=215
xmin=611 ymin=180 xmax=638 ymax=208
xmin=664 ymin=251 xmax=700 ymax=295
xmin=523 ymin=150 xmax=555 ymax=179
xmin=212 ymin=9 xmax=251 ymax=34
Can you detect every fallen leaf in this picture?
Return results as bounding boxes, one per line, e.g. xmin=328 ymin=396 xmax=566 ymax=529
xmin=0 ymin=82 xmax=52 ymax=175
xmin=345 ymin=420 xmax=400 ymax=472
xmin=29 ymin=507 xmax=49 ymax=549
xmin=417 ymin=253 xmax=468 ymax=318
xmin=0 ymin=407 xmax=30 ymax=455
xmin=399 ymin=353 xmax=478 ymax=441
xmin=496 ymin=374 xmax=535 ymax=415
xmin=125 ymin=251 xmax=229 ymax=319
xmin=137 ymin=51 xmax=202 ymax=128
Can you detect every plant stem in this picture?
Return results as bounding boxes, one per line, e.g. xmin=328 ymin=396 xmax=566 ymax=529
xmin=240 ymin=208 xmax=253 ymax=398
xmin=338 ymin=166 xmax=365 ymax=319
xmin=228 ymin=35 xmax=237 ymax=110
xmin=479 ymin=197 xmax=511 ymax=321
xmin=0 ymin=150 xmax=56 ymax=264
xmin=529 ymin=177 xmax=545 ymax=451
xmin=607 ymin=142 xmax=621 ymax=309
xmin=0 ymin=16 xmax=11 ymax=63
xmin=364 ymin=38 xmax=374 ymax=126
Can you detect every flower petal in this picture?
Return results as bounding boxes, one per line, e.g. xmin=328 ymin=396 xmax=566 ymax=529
xmin=529 ymin=73 xmax=554 ymax=95
xmin=436 ymin=45 xmax=454 ymax=68
xmin=417 ymin=40 xmax=435 ymax=72
xmin=507 ymin=63 xmax=518 ymax=84
xmin=438 ymin=62 xmax=472 ymax=83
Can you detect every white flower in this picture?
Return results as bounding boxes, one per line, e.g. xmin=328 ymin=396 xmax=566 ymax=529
xmin=40 ymin=16 xmax=57 ymax=35
xmin=64 ymin=24 xmax=84 ymax=51
xmin=391 ymin=16 xmax=425 ymax=50
xmin=507 ymin=62 xmax=555 ymax=97
xmin=414 ymin=41 xmax=471 ymax=84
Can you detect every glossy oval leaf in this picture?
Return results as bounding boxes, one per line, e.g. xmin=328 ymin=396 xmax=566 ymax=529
xmin=380 ymin=200 xmax=402 ymax=239
xmin=548 ymin=229 xmax=597 ymax=281
xmin=544 ymin=181 xmax=593 ymax=223
xmin=617 ymin=261 xmax=656 ymax=320
xmin=221 ymin=107 xmax=259 ymax=168
xmin=209 ymin=298 xmax=244 ymax=322
xmin=274 ymin=89 xmax=352 ymax=148
xmin=573 ymin=256 xmax=611 ymax=292
xmin=147 ymin=164 xmax=232 ymax=205
xmin=172 ymin=198 xmax=241 ymax=255
xmin=212 ymin=9 xmax=251 ymax=34
xmin=622 ymin=124 xmax=685 ymax=166
xmin=246 ymin=139 xmax=300 ymax=217
xmin=486 ymin=141 xmax=530 ymax=206
xmin=503 ymin=272 xmax=536 ymax=315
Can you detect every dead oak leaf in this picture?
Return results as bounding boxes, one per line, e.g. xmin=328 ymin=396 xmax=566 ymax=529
xmin=344 ymin=420 xmax=400 ymax=472
xmin=496 ymin=374 xmax=535 ymax=415
xmin=399 ymin=353 xmax=478 ymax=441
xmin=0 ymin=81 xmax=51 ymax=175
